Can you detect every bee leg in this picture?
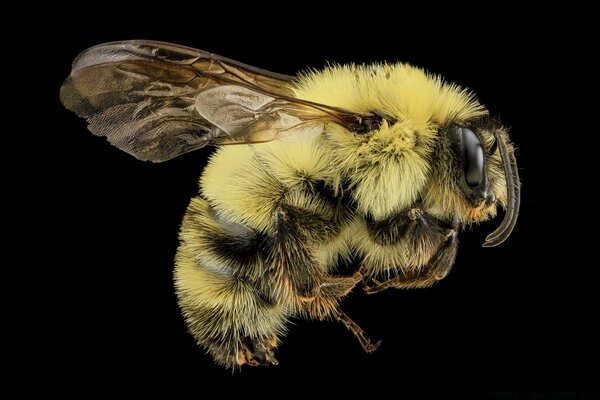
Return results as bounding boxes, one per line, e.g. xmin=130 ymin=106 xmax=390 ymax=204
xmin=239 ymin=336 xmax=279 ymax=366
xmin=271 ymin=203 xmax=360 ymax=320
xmin=363 ymin=275 xmax=433 ymax=294
xmin=303 ymin=273 xmax=362 ymax=320
xmin=364 ymin=229 xmax=458 ymax=294
xmin=336 ymin=310 xmax=381 ymax=353
xmin=320 ymin=272 xmax=362 ymax=298
xmin=270 ymin=205 xmax=323 ymax=299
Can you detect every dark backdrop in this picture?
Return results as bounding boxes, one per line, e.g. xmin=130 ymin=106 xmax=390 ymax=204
xmin=32 ymin=8 xmax=596 ymax=398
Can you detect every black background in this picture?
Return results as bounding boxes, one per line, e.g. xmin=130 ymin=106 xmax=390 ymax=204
xmin=30 ymin=8 xmax=597 ymax=398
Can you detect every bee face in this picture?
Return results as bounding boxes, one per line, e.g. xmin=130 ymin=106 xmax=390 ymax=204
xmin=422 ymin=119 xmax=519 ymax=245
xmin=423 ymin=121 xmax=501 ymax=220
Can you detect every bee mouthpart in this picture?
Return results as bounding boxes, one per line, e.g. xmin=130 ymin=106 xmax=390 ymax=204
xmin=482 ymin=133 xmax=520 ymax=247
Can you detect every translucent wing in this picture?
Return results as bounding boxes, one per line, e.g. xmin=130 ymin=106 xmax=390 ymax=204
xmin=61 ymin=40 xmax=380 ymax=162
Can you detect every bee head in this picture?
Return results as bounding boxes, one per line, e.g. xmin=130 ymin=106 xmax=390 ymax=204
xmin=421 ymin=118 xmax=520 ymax=246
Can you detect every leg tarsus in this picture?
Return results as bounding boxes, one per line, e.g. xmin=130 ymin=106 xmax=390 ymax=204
xmin=363 ymin=274 xmax=435 ymax=294
xmin=336 ymin=310 xmax=381 ymax=353
xmin=239 ymin=337 xmax=279 ymax=367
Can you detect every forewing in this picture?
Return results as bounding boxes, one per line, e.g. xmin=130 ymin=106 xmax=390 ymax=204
xmin=61 ymin=40 xmax=380 ymax=162
xmin=67 ymin=40 xmax=296 ymax=96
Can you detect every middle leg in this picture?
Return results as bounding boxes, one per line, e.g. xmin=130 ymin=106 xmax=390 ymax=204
xmin=270 ymin=202 xmax=379 ymax=351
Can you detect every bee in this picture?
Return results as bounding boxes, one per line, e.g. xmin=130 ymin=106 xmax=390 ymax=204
xmin=61 ymin=40 xmax=520 ymax=368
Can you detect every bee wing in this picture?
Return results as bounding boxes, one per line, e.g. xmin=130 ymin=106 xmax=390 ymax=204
xmin=61 ymin=40 xmax=379 ymax=162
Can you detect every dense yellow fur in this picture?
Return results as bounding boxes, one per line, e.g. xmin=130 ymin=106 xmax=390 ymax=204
xmin=314 ymin=222 xmax=354 ymax=269
xmin=292 ymin=64 xmax=488 ymax=220
xmin=178 ymin=63 xmax=507 ymax=367
xmin=293 ymin=64 xmax=485 ymax=124
xmin=175 ymin=198 xmax=288 ymax=366
xmin=203 ymin=64 xmax=488 ymax=223
xmin=201 ymin=138 xmax=336 ymax=234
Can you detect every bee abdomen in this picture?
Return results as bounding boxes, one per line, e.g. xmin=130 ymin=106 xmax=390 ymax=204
xmin=175 ymin=196 xmax=287 ymax=368
xmin=175 ymin=246 xmax=286 ymax=368
xmin=179 ymin=197 xmax=268 ymax=282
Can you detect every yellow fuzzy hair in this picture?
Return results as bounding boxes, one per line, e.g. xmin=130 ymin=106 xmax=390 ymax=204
xmin=202 ymin=63 xmax=488 ymax=223
xmin=176 ymin=62 xmax=506 ymax=366
xmin=175 ymin=197 xmax=288 ymax=366
xmin=293 ymin=64 xmax=486 ymax=125
xmin=296 ymin=64 xmax=486 ymax=220
xmin=201 ymin=138 xmax=337 ymax=234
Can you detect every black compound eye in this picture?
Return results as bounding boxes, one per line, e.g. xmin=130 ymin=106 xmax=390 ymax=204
xmin=461 ymin=127 xmax=484 ymax=187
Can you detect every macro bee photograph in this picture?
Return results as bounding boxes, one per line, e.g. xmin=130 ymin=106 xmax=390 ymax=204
xmin=39 ymin=10 xmax=597 ymax=398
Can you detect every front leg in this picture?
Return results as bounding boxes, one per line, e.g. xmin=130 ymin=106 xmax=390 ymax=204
xmin=364 ymin=229 xmax=458 ymax=294
xmin=356 ymin=208 xmax=459 ymax=294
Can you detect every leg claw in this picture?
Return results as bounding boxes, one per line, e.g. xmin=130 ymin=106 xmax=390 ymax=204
xmin=238 ymin=337 xmax=279 ymax=367
xmin=363 ymin=279 xmax=383 ymax=294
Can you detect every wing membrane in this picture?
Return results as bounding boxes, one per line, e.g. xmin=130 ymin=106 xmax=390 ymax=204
xmin=69 ymin=40 xmax=296 ymax=96
xmin=61 ymin=40 xmax=380 ymax=162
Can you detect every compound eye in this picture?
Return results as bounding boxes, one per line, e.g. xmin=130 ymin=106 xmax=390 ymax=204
xmin=461 ymin=127 xmax=484 ymax=187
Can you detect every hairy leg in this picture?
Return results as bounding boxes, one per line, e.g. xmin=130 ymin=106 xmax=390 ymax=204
xmin=271 ymin=204 xmax=378 ymax=351
xmin=336 ymin=311 xmax=381 ymax=353
xmin=364 ymin=229 xmax=458 ymax=294
xmin=355 ymin=208 xmax=459 ymax=294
